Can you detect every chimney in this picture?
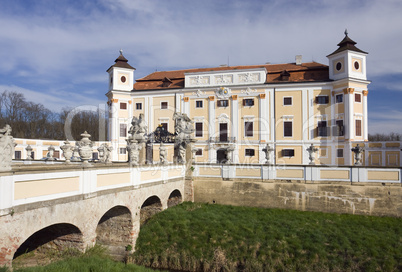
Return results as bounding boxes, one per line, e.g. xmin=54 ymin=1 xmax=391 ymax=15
xmin=295 ymin=55 xmax=302 ymax=65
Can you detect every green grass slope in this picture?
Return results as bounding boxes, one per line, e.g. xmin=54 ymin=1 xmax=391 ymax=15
xmin=133 ymin=202 xmax=401 ymax=272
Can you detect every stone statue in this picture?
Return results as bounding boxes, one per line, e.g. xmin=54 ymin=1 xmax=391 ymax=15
xmin=71 ymin=144 xmax=81 ymax=162
xmin=78 ymin=131 xmax=93 ymax=165
xmin=306 ymin=144 xmax=318 ymax=165
xmin=174 ymin=112 xmax=194 ymax=143
xmin=225 ymin=144 xmax=235 ymax=164
xmin=46 ymin=145 xmax=56 ymax=161
xmin=61 ymin=140 xmax=74 ymax=163
xmin=0 ymin=125 xmax=16 ymax=171
xmin=25 ymin=145 xmax=33 ymax=160
xmin=127 ymin=139 xmax=142 ymax=166
xmin=128 ymin=113 xmax=148 ymax=143
xmin=351 ymin=144 xmax=364 ymax=166
xmin=159 ymin=142 xmax=168 ymax=165
xmin=98 ymin=143 xmax=113 ymax=163
xmin=262 ymin=144 xmax=274 ymax=165
xmin=178 ymin=143 xmax=186 ymax=164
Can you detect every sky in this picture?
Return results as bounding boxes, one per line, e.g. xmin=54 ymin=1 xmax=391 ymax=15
xmin=0 ymin=0 xmax=402 ymax=134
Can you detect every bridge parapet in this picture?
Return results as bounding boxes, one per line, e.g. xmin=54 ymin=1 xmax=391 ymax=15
xmin=193 ymin=163 xmax=402 ymax=184
xmin=0 ymin=163 xmax=186 ymax=216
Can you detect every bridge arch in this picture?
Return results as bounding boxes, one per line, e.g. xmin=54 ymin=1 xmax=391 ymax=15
xmin=167 ymin=189 xmax=183 ymax=208
xmin=95 ymin=205 xmax=133 ymax=259
xmin=140 ymin=195 xmax=162 ymax=225
xmin=13 ymin=223 xmax=83 ymax=265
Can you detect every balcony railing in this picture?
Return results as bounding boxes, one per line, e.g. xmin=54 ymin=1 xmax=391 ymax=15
xmin=333 ymin=126 xmax=345 ymax=137
xmin=209 ymin=137 xmax=236 ymax=143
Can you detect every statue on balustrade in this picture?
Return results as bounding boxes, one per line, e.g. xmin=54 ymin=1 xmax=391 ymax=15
xmin=129 ymin=113 xmax=148 ymax=143
xmin=0 ymin=125 xmax=16 ymax=171
xmin=98 ymin=143 xmax=113 ymax=163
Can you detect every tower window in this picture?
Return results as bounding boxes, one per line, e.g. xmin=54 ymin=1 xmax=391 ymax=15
xmin=121 ymin=76 xmax=126 ymax=83
xmin=120 ymin=124 xmax=127 ymax=137
xmin=283 ymin=97 xmax=292 ymax=105
xmin=336 ymin=62 xmax=342 ymax=71
xmin=245 ymin=121 xmax=253 ymax=137
xmin=136 ymin=103 xmax=142 ymax=110
xmin=336 ymin=94 xmax=343 ymax=103
xmin=217 ymin=100 xmax=229 ymax=107
xmin=243 ymin=99 xmax=254 ymax=107
xmin=195 ymin=149 xmax=203 ymax=156
xmin=355 ymin=93 xmax=361 ymax=103
xmin=161 ymin=102 xmax=168 ymax=109
xmin=356 ymin=120 xmax=362 ymax=136
xmin=315 ymin=96 xmax=329 ymax=104
xmin=337 ymin=149 xmax=344 ymax=158
xmin=284 ymin=121 xmax=292 ymax=137
xmin=195 ymin=122 xmax=203 ymax=137
xmin=120 ymin=102 xmax=127 ymax=110
xmin=354 ymin=61 xmax=360 ymax=70
xmin=281 ymin=149 xmax=295 ymax=157
xmin=196 ymin=100 xmax=203 ymax=108
xmin=245 ymin=149 xmax=255 ymax=156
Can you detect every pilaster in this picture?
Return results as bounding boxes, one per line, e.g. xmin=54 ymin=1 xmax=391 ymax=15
xmin=208 ymin=96 xmax=216 ymax=162
xmin=363 ymin=90 xmax=368 ymax=141
xmin=231 ymin=95 xmax=239 ymax=163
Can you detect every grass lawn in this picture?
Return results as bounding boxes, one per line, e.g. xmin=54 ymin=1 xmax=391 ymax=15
xmin=133 ymin=202 xmax=401 ymax=272
xmin=2 ymin=246 xmax=164 ymax=272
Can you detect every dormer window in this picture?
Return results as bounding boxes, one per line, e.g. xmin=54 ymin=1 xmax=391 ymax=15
xmin=162 ymin=77 xmax=172 ymax=88
xmin=280 ymin=70 xmax=290 ymax=81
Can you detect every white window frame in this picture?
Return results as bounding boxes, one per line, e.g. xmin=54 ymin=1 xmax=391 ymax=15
xmin=195 ymin=122 xmax=203 ymax=138
xmin=135 ymin=102 xmax=142 ymax=110
xmin=283 ymin=120 xmax=293 ymax=138
xmin=355 ymin=93 xmax=362 ymax=103
xmin=335 ymin=94 xmax=343 ymax=104
xmin=244 ymin=121 xmax=254 ymax=137
xmin=161 ymin=101 xmax=168 ymax=109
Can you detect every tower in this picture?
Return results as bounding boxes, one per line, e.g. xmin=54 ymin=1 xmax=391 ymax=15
xmin=327 ymin=30 xmax=368 ymax=81
xmin=106 ymin=51 xmax=135 ymax=161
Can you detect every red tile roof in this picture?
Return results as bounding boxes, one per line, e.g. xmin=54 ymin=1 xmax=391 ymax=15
xmin=133 ymin=62 xmax=329 ymax=91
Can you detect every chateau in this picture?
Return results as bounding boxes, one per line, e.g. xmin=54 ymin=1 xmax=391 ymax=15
xmin=106 ymin=31 xmax=374 ymax=165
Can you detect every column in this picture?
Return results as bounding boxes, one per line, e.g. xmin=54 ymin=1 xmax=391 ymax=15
xmin=363 ymin=90 xmax=369 ymax=141
xmin=231 ymin=95 xmax=239 ymax=163
xmin=109 ymin=99 xmax=119 ymax=161
xmin=208 ymin=96 xmax=216 ymax=162
xmin=345 ymin=88 xmax=355 ymax=140
xmin=183 ymin=96 xmax=190 ymax=116
xmin=302 ymin=89 xmax=308 ymax=141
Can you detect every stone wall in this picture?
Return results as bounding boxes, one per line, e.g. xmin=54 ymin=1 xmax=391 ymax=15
xmin=194 ymin=178 xmax=402 ymax=217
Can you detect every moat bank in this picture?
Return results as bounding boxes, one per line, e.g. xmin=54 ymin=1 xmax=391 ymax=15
xmin=193 ymin=177 xmax=402 ymax=217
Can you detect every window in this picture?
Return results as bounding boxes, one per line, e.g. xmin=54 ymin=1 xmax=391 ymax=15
xmin=315 ymin=96 xmax=329 ymax=104
xmin=217 ymin=100 xmax=229 ymax=107
xmin=119 ymin=148 xmax=126 ymax=154
xmin=245 ymin=149 xmax=255 ymax=156
xmin=196 ymin=149 xmax=203 ymax=156
xmin=355 ymin=93 xmax=361 ymax=103
xmin=161 ymin=122 xmax=168 ymax=132
xmin=15 ymin=150 xmax=21 ymax=159
xmin=245 ymin=121 xmax=253 ymax=137
xmin=195 ymin=122 xmax=203 ymax=137
xmin=334 ymin=120 xmax=344 ymax=136
xmin=30 ymin=152 xmax=35 ymax=160
xmin=336 ymin=94 xmax=343 ymax=103
xmin=92 ymin=152 xmax=99 ymax=160
xmin=337 ymin=149 xmax=344 ymax=158
xmin=282 ymin=149 xmax=295 ymax=157
xmin=317 ymin=121 xmax=328 ymax=137
xmin=356 ymin=119 xmax=362 ymax=136
xmin=120 ymin=102 xmax=127 ymax=110
xmin=243 ymin=98 xmax=254 ymax=107
xmin=196 ymin=100 xmax=203 ymax=108
xmin=161 ymin=102 xmax=168 ymax=109
xmin=120 ymin=124 xmax=127 ymax=137
xmin=284 ymin=121 xmax=292 ymax=137
xmin=136 ymin=103 xmax=142 ymax=110
xmin=283 ymin=97 xmax=292 ymax=105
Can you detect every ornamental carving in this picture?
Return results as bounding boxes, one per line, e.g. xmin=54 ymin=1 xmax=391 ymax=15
xmin=215 ymin=74 xmax=233 ymax=84
xmin=238 ymin=73 xmax=260 ymax=83
xmin=192 ymin=89 xmax=206 ymax=97
xmin=241 ymin=87 xmax=257 ymax=95
xmin=189 ymin=76 xmax=210 ymax=86
xmin=216 ymin=87 xmax=231 ymax=99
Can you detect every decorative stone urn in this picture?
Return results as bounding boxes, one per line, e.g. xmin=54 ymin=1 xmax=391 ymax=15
xmin=78 ymin=131 xmax=93 ymax=165
xmin=47 ymin=145 xmax=56 ymax=161
xmin=60 ymin=140 xmax=74 ymax=163
xmin=25 ymin=145 xmax=33 ymax=160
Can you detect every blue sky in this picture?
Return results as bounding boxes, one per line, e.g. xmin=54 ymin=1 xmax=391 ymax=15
xmin=0 ymin=0 xmax=401 ymax=134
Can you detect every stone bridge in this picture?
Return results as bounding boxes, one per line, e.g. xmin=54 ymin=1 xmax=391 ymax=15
xmin=0 ymin=163 xmax=191 ymax=267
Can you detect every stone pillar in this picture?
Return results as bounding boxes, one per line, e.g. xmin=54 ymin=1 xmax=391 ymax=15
xmin=363 ymin=90 xmax=369 ymax=141
xmin=138 ymin=142 xmax=147 ymax=165
xmin=344 ymin=88 xmax=355 ymax=140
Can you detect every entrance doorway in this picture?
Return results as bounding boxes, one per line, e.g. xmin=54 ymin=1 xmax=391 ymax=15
xmin=217 ymin=149 xmax=227 ymax=163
